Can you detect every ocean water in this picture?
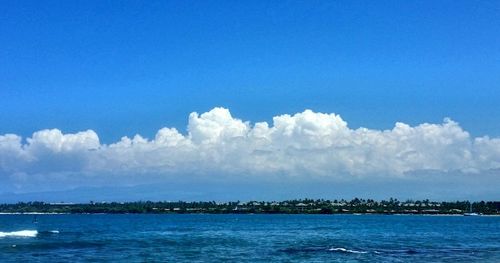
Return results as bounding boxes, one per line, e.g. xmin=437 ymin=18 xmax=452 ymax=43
xmin=0 ymin=214 xmax=499 ymax=262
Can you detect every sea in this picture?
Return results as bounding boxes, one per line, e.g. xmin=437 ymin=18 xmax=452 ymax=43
xmin=0 ymin=214 xmax=499 ymax=262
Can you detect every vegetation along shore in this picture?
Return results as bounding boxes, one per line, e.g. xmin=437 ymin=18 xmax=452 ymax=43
xmin=1 ymin=199 xmax=499 ymax=215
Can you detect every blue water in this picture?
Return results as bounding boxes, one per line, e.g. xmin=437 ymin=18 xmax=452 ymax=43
xmin=0 ymin=214 xmax=499 ymax=262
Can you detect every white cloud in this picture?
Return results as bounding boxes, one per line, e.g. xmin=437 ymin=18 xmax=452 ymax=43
xmin=1 ymin=107 xmax=499 ymax=183
xmin=28 ymin=129 xmax=100 ymax=153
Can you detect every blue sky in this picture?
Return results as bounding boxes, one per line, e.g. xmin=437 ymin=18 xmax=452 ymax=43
xmin=2 ymin=0 xmax=500 ymax=142
xmin=1 ymin=1 xmax=500 ymax=201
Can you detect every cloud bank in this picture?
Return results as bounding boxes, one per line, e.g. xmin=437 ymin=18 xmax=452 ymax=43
xmin=1 ymin=107 xmax=500 ymax=188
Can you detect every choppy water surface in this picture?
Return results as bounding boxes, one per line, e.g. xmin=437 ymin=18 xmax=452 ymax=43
xmin=0 ymin=214 xmax=499 ymax=262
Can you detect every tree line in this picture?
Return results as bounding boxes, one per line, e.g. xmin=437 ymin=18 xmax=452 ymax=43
xmin=0 ymin=199 xmax=499 ymax=215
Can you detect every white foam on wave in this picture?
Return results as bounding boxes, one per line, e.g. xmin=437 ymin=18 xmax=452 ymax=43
xmin=329 ymin=247 xmax=368 ymax=254
xmin=49 ymin=230 xmax=59 ymax=234
xmin=0 ymin=230 xmax=38 ymax=238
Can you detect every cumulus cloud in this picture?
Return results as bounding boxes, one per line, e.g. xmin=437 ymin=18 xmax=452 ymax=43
xmin=1 ymin=107 xmax=500 ymax=183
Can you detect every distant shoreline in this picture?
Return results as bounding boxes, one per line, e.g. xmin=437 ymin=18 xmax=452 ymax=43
xmin=1 ymin=212 xmax=499 ymax=216
xmin=2 ymin=199 xmax=499 ymax=215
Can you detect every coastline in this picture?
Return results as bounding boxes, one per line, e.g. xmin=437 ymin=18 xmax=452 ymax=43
xmin=1 ymin=212 xmax=498 ymax=216
xmin=2 ymin=199 xmax=498 ymax=215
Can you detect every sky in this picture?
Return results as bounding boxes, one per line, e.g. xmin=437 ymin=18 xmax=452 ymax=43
xmin=1 ymin=1 xmax=500 ymax=202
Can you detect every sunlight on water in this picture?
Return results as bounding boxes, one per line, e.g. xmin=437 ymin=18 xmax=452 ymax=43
xmin=0 ymin=214 xmax=499 ymax=262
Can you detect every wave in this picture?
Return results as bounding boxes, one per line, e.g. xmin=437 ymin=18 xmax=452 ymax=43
xmin=0 ymin=230 xmax=38 ymax=238
xmin=329 ymin=247 xmax=368 ymax=254
xmin=280 ymin=246 xmax=368 ymax=254
xmin=37 ymin=230 xmax=60 ymax=235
